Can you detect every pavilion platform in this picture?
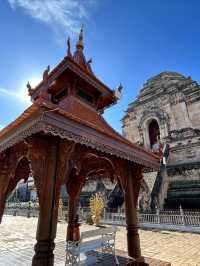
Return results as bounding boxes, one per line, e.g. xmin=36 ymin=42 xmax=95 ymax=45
xmin=78 ymin=250 xmax=171 ymax=265
xmin=0 ymin=241 xmax=171 ymax=266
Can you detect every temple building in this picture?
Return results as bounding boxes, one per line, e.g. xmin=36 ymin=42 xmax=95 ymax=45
xmin=122 ymin=71 xmax=200 ymax=209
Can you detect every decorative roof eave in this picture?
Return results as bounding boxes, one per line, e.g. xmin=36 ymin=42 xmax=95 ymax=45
xmin=0 ymin=106 xmax=159 ymax=170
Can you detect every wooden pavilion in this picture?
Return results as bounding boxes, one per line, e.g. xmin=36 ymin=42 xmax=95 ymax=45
xmin=0 ymin=28 xmax=160 ymax=265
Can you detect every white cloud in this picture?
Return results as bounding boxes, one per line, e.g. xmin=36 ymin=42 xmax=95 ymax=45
xmin=0 ymin=87 xmax=30 ymax=105
xmin=0 ymin=77 xmax=40 ymax=105
xmin=8 ymin=0 xmax=95 ymax=33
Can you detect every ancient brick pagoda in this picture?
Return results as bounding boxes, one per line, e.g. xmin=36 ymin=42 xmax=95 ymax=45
xmin=0 ymin=28 xmax=159 ymax=265
xmin=122 ymin=71 xmax=200 ymax=210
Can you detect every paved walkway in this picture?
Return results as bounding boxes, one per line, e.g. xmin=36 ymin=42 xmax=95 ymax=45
xmin=0 ymin=216 xmax=200 ymax=265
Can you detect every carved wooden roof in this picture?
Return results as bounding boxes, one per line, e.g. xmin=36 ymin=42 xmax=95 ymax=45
xmin=0 ymin=28 xmax=160 ymax=170
xmin=0 ymin=102 xmax=159 ymax=169
xmin=29 ymin=28 xmax=116 ymax=111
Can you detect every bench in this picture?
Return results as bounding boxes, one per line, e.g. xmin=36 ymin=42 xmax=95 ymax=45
xmin=65 ymin=226 xmax=119 ymax=265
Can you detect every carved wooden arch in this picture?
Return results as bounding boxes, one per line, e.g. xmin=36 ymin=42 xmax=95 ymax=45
xmin=65 ymin=150 xmax=119 ymax=241
xmin=0 ymin=150 xmax=11 ymax=195
xmin=6 ymin=157 xmax=31 ymax=198
xmin=66 ymin=151 xmax=117 ymax=198
xmin=113 ymin=159 xmax=128 ymax=193
xmin=131 ymin=163 xmax=144 ymax=204
xmin=0 ymin=141 xmax=29 ymax=198
xmin=0 ymin=150 xmax=12 ymax=222
xmin=65 ymin=144 xmax=119 ymax=186
xmin=78 ymin=153 xmax=116 ymax=181
xmin=114 ymin=160 xmax=144 ymax=205
xmin=14 ymin=157 xmax=30 ymax=183
xmin=0 ymin=142 xmax=30 ymax=222
xmin=7 ymin=141 xmax=29 ymax=178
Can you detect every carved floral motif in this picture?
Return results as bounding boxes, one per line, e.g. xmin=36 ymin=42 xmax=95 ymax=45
xmin=27 ymin=136 xmax=49 ymax=204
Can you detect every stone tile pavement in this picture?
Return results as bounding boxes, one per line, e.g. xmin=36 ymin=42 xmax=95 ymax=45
xmin=0 ymin=216 xmax=200 ymax=265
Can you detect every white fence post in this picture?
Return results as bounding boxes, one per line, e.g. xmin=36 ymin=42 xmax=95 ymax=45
xmin=5 ymin=202 xmax=200 ymax=232
xmin=103 ymin=208 xmax=106 ymax=221
xmin=156 ymin=208 xmax=160 ymax=224
xmin=180 ymin=205 xmax=185 ymax=226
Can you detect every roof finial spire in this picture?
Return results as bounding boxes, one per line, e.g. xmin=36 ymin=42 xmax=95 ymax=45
xmin=114 ymin=83 xmax=123 ymax=100
xmin=76 ymin=24 xmax=84 ymax=50
xmin=27 ymin=81 xmax=33 ymax=94
xmin=67 ymin=37 xmax=72 ymax=57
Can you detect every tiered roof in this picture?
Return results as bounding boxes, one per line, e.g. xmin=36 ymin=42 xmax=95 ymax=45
xmin=0 ymin=28 xmax=160 ymax=170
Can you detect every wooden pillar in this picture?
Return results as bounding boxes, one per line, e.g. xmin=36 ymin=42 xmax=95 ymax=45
xmin=0 ymin=143 xmax=29 ymax=223
xmin=66 ymin=173 xmax=82 ymax=241
xmin=0 ymin=193 xmax=6 ymax=223
xmin=0 ymin=181 xmax=15 ymax=223
xmin=0 ymin=152 xmax=11 ymax=224
xmin=28 ymin=137 xmax=60 ymax=266
xmin=67 ymin=193 xmax=80 ymax=241
xmin=124 ymin=164 xmax=144 ymax=263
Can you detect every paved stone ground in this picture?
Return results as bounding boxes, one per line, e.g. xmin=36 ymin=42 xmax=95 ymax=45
xmin=0 ymin=216 xmax=200 ymax=266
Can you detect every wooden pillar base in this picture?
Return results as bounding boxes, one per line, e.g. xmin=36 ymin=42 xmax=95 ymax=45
xmin=128 ymin=259 xmax=148 ymax=266
xmin=67 ymin=222 xmax=74 ymax=241
xmin=0 ymin=210 xmax=4 ymax=224
xmin=127 ymin=224 xmax=143 ymax=260
xmin=32 ymin=240 xmax=55 ymax=266
xmin=0 ymin=214 xmax=3 ymax=224
xmin=0 ymin=194 xmax=6 ymax=224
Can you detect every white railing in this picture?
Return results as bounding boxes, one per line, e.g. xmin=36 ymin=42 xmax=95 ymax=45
xmin=101 ymin=210 xmax=200 ymax=232
xmin=4 ymin=203 xmax=200 ymax=232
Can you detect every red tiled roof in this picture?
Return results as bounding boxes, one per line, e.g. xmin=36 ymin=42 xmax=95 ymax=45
xmin=0 ymin=99 xmax=159 ymax=163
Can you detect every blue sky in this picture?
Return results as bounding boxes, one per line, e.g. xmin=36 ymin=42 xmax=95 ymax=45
xmin=0 ymin=0 xmax=200 ymax=133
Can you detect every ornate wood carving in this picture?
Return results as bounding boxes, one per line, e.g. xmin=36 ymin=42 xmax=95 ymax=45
xmin=56 ymin=139 xmax=75 ymax=184
xmin=0 ymin=110 xmax=159 ymax=171
xmin=77 ymin=154 xmax=116 ymax=181
xmin=0 ymin=149 xmax=11 ymax=223
xmin=8 ymin=141 xmax=29 ymax=179
xmin=27 ymin=135 xmax=61 ymax=266
xmin=54 ymin=139 xmax=75 ymax=209
xmin=6 ymin=157 xmax=30 ymax=198
xmin=0 ymin=142 xmax=28 ymax=191
xmin=27 ymin=136 xmax=49 ymax=204
xmin=0 ymin=115 xmax=44 ymax=153
xmin=0 ymin=150 xmax=11 ymax=194
xmin=114 ymin=159 xmax=128 ymax=192
xmin=67 ymin=146 xmax=118 ymax=185
xmin=0 ymin=142 xmax=29 ymax=222
xmin=131 ymin=163 xmax=144 ymax=207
